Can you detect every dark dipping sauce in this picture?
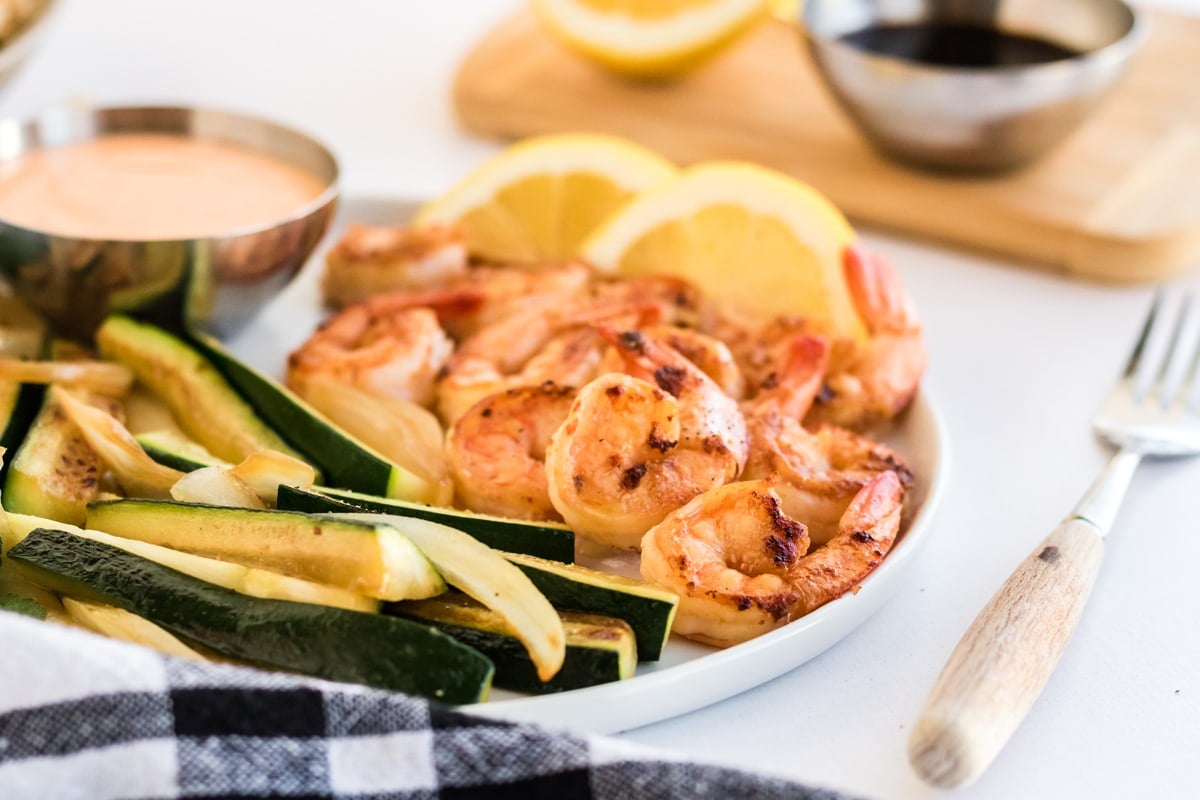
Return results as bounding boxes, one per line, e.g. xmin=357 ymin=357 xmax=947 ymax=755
xmin=840 ymin=23 xmax=1081 ymax=68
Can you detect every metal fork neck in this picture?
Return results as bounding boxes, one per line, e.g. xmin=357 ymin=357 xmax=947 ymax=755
xmin=1069 ymin=448 xmax=1144 ymax=535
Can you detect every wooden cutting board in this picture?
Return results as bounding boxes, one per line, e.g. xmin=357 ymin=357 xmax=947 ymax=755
xmin=454 ymin=10 xmax=1200 ymax=283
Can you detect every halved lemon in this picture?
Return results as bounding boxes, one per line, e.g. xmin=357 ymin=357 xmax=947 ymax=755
xmin=531 ymin=0 xmax=769 ymax=78
xmin=582 ymin=162 xmax=865 ymax=339
xmin=415 ymin=133 xmax=677 ymax=264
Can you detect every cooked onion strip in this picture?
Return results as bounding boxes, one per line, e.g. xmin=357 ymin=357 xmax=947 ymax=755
xmin=52 ymin=386 xmax=184 ymax=498
xmin=299 ymin=376 xmax=453 ymax=505
xmin=170 ymin=466 xmax=266 ymax=509
xmin=62 ymin=598 xmax=206 ymax=660
xmin=0 ymin=359 xmax=134 ymax=396
xmin=230 ymin=449 xmax=317 ymax=504
xmin=332 ymin=511 xmax=566 ymax=681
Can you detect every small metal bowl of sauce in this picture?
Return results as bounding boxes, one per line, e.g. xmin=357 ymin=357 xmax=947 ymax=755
xmin=0 ymin=105 xmax=339 ymax=338
xmin=800 ymin=0 xmax=1145 ymax=172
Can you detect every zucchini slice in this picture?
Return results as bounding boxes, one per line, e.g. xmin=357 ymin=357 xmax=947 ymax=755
xmin=136 ymin=430 xmax=227 ymax=472
xmin=0 ymin=381 xmax=44 ymax=486
xmin=393 ymin=594 xmax=635 ymax=694
xmin=188 ymin=332 xmax=439 ymax=503
xmin=8 ymin=528 xmax=493 ymax=702
xmin=505 ymin=553 xmax=678 ymax=662
xmin=333 ymin=511 xmax=566 ymax=683
xmin=85 ymin=499 xmax=445 ymax=602
xmin=2 ymin=391 xmax=117 ymax=525
xmin=276 ymin=484 xmax=575 ymax=564
xmin=95 ymin=316 xmax=311 ymax=468
xmin=4 ymin=512 xmax=378 ymax=613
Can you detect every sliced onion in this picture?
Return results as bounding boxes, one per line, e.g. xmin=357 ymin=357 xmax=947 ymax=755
xmin=331 ymin=511 xmax=565 ymax=681
xmin=230 ymin=449 xmax=317 ymax=504
xmin=298 ymin=376 xmax=453 ymax=505
xmin=62 ymin=598 xmax=205 ymax=660
xmin=52 ymin=386 xmax=184 ymax=498
xmin=0 ymin=359 xmax=134 ymax=396
xmin=170 ymin=466 xmax=266 ymax=509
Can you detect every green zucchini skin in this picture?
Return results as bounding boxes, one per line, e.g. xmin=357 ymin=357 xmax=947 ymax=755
xmin=135 ymin=436 xmax=221 ymax=473
xmin=2 ymin=392 xmax=114 ymax=525
xmin=187 ymin=333 xmax=401 ymax=498
xmin=505 ymin=554 xmax=678 ymax=662
xmin=276 ymin=484 xmax=576 ymax=564
xmin=0 ymin=382 xmax=44 ymax=485
xmin=275 ymin=487 xmax=675 ymax=660
xmin=392 ymin=596 xmax=634 ymax=694
xmin=7 ymin=528 xmax=494 ymax=703
xmin=97 ymin=316 xmax=311 ymax=470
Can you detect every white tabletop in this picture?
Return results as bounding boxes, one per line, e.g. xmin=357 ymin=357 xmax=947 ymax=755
xmin=3 ymin=2 xmax=1198 ymax=798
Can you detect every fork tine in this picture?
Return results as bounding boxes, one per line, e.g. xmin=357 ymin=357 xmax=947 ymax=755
xmin=1123 ymin=290 xmax=1162 ymax=379
xmin=1147 ymin=293 xmax=1192 ymax=406
xmin=1181 ymin=303 xmax=1200 ymax=411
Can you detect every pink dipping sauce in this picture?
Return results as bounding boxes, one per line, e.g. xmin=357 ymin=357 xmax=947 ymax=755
xmin=0 ymin=133 xmax=327 ymax=240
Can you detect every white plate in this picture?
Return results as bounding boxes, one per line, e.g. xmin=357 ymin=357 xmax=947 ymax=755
xmin=228 ymin=196 xmax=950 ymax=735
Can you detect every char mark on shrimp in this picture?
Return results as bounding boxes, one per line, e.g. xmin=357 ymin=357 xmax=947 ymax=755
xmin=764 ymin=533 xmax=800 ymax=566
xmin=621 ymin=463 xmax=648 ymax=490
xmin=647 ymin=425 xmax=677 ymax=453
xmin=617 ymin=330 xmax=646 ymax=354
xmin=653 ymin=365 xmax=686 ymax=396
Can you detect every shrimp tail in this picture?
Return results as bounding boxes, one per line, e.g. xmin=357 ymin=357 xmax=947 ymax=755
xmin=843 ymin=243 xmax=916 ymax=336
xmin=789 ymin=470 xmax=904 ymax=617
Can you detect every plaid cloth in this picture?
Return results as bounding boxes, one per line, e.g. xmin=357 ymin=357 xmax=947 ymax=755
xmin=0 ymin=611 xmax=849 ymax=800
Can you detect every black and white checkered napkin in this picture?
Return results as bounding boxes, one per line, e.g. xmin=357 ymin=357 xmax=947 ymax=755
xmin=0 ymin=611 xmax=849 ymax=800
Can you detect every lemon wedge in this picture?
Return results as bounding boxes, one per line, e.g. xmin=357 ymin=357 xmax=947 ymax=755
xmin=581 ymin=162 xmax=865 ymax=340
xmin=415 ymin=133 xmax=676 ymax=263
xmin=531 ymin=0 xmax=769 ymax=78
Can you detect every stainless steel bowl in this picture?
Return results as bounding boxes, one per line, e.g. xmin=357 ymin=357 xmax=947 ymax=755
xmin=800 ymin=0 xmax=1145 ymax=172
xmin=0 ymin=105 xmax=339 ymax=339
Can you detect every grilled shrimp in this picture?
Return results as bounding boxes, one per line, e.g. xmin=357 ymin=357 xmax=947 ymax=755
xmin=287 ymin=303 xmax=453 ymax=408
xmin=587 ymin=274 xmax=709 ymax=329
xmin=436 ymin=300 xmax=658 ymax=424
xmin=742 ymin=335 xmax=912 ymax=545
xmin=445 ymin=382 xmax=576 ymax=521
xmin=322 ymin=223 xmax=468 ymax=308
xmin=805 ymin=244 xmax=927 ymax=429
xmin=639 ymin=472 xmax=904 ymax=647
xmin=363 ymin=262 xmax=593 ymax=340
xmin=545 ymin=327 xmax=748 ymax=549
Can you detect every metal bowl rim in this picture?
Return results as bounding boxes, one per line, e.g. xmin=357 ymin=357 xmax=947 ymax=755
xmin=0 ymin=103 xmax=341 ymax=244
xmin=800 ymin=0 xmax=1147 ymax=80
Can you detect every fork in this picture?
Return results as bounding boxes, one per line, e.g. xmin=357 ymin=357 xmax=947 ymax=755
xmin=908 ymin=291 xmax=1200 ymax=789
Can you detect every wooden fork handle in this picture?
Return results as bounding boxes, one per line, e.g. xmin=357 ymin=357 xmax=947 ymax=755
xmin=908 ymin=518 xmax=1105 ymax=789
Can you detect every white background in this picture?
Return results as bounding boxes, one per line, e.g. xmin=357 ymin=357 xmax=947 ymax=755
xmin=2 ymin=2 xmax=1199 ymax=798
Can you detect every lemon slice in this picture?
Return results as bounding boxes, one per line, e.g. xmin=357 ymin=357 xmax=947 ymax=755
xmin=582 ymin=162 xmax=865 ymax=339
xmin=532 ymin=0 xmax=769 ymax=78
xmin=415 ymin=133 xmax=676 ymax=264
